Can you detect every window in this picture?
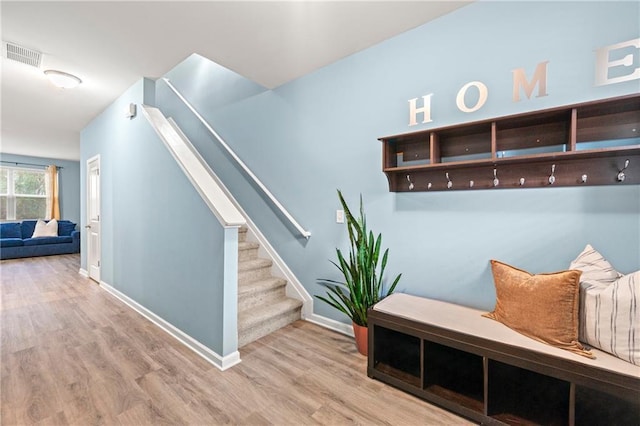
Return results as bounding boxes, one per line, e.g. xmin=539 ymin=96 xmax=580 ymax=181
xmin=0 ymin=167 xmax=47 ymax=221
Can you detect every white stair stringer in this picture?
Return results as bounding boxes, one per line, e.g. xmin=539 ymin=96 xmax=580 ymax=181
xmin=237 ymin=226 xmax=302 ymax=347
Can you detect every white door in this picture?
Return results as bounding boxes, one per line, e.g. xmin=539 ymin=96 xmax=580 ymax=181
xmin=87 ymin=156 xmax=101 ymax=282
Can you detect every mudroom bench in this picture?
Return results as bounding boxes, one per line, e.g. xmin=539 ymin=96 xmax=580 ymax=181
xmin=367 ymin=293 xmax=640 ymax=425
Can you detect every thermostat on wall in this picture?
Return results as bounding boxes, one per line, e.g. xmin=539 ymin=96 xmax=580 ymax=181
xmin=125 ymin=103 xmax=136 ymax=119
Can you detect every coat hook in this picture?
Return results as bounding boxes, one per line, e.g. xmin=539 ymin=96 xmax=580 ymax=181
xmin=406 ymin=174 xmax=414 ymax=190
xmin=493 ymin=169 xmax=499 ymax=187
xmin=519 ymin=177 xmax=526 ymax=186
xmin=469 ymin=180 xmax=474 ymax=188
xmin=581 ymin=174 xmax=588 ymax=183
xmin=427 ymin=182 xmax=432 ymax=190
xmin=617 ymin=159 xmax=630 ymax=182
xmin=549 ymin=164 xmax=556 ymax=185
xmin=446 ymin=172 xmax=453 ymax=189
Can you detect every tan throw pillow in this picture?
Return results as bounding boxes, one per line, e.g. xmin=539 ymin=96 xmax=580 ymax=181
xmin=484 ymin=260 xmax=593 ymax=358
xmin=31 ymin=219 xmax=58 ymax=238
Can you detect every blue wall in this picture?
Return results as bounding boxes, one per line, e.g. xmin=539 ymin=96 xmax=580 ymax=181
xmin=156 ymin=1 xmax=640 ymax=324
xmin=80 ymin=78 xmax=228 ymax=354
xmin=0 ymin=153 xmax=80 ymax=225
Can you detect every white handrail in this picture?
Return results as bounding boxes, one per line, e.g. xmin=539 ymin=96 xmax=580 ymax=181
xmin=163 ymin=78 xmax=311 ymax=239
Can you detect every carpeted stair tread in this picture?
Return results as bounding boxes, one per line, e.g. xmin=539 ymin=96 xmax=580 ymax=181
xmin=235 ymin=225 xmax=303 ymax=347
xmin=238 ymin=258 xmax=272 ymax=272
xmin=238 ymin=276 xmax=286 ymax=295
xmin=238 ymin=226 xmax=248 ymax=242
xmin=238 ymin=277 xmax=288 ymax=312
xmin=238 ymin=298 xmax=302 ymax=329
xmin=238 ymin=241 xmax=259 ymax=251
xmin=238 ymin=241 xmax=260 ymax=261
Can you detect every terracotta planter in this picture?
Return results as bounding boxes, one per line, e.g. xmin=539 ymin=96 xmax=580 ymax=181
xmin=352 ymin=322 xmax=368 ymax=356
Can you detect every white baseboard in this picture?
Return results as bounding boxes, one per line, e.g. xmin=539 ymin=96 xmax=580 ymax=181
xmin=78 ymin=268 xmax=88 ymax=277
xmin=99 ymin=280 xmax=241 ymax=371
xmin=305 ymin=314 xmax=354 ymax=337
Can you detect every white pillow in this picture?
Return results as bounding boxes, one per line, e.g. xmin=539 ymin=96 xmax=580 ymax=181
xmin=581 ymin=272 xmax=640 ymax=365
xmin=569 ymin=244 xmax=622 ymax=288
xmin=31 ymin=219 xmax=58 ymax=238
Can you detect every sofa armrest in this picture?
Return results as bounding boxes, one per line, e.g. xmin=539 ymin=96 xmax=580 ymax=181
xmin=71 ymin=230 xmax=81 ymax=241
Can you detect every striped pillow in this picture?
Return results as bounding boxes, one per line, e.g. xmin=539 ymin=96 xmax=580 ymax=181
xmin=570 ymin=245 xmax=639 ymax=365
xmin=570 ymin=244 xmax=622 ymax=342
xmin=569 ymin=244 xmax=622 ymax=287
xmin=581 ymin=272 xmax=639 ymax=365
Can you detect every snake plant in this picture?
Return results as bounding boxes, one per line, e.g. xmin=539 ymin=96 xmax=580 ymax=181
xmin=317 ymin=190 xmax=401 ymax=327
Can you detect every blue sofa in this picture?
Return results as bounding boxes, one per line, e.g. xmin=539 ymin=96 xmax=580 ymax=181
xmin=0 ymin=220 xmax=80 ymax=260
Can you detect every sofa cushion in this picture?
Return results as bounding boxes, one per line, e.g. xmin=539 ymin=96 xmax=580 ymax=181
xmin=20 ymin=220 xmax=37 ymax=239
xmin=23 ymin=236 xmax=73 ymax=246
xmin=58 ymin=220 xmax=76 ymax=236
xmin=0 ymin=238 xmax=24 ymax=248
xmin=0 ymin=222 xmax=22 ymax=239
xmin=484 ymin=260 xmax=592 ymax=358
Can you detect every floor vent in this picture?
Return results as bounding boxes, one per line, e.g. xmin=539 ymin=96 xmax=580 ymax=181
xmin=4 ymin=41 xmax=42 ymax=68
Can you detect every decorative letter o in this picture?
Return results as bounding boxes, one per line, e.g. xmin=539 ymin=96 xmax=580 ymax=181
xmin=456 ymin=81 xmax=488 ymax=113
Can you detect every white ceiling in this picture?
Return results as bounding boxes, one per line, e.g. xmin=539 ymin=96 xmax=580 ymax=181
xmin=1 ymin=1 xmax=471 ymax=161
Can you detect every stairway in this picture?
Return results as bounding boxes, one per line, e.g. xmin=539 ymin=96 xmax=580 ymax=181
xmin=237 ymin=227 xmax=303 ymax=347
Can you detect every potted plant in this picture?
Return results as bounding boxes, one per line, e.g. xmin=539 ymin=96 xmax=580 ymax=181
xmin=317 ymin=190 xmax=401 ymax=356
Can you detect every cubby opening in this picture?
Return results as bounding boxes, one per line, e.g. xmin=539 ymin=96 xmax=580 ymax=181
xmin=495 ymin=110 xmax=571 ymax=157
xmin=574 ymin=384 xmax=640 ymax=426
xmin=576 ymin=96 xmax=640 ymax=145
xmin=372 ymin=326 xmax=421 ymax=387
xmin=488 ymin=360 xmax=569 ymax=425
xmin=438 ymin=123 xmax=492 ymax=163
xmin=385 ymin=136 xmax=430 ymax=169
xmin=423 ymin=341 xmax=484 ymax=414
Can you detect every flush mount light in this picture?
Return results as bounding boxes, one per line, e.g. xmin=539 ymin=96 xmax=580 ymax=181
xmin=43 ymin=69 xmax=82 ymax=89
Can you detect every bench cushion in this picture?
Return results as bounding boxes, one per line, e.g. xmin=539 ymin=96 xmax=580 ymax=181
xmin=374 ymin=293 xmax=640 ymax=380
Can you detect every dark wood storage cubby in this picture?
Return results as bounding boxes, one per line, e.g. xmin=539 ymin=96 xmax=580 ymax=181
xmin=380 ymin=94 xmax=640 ymax=191
xmin=368 ymin=310 xmax=640 ymax=426
xmin=372 ymin=326 xmax=421 ymax=387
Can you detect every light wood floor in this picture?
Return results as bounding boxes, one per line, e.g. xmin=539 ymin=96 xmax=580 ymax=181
xmin=0 ymin=254 xmax=474 ymax=425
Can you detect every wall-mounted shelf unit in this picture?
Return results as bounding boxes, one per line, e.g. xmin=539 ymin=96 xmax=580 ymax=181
xmin=379 ymin=94 xmax=640 ymax=192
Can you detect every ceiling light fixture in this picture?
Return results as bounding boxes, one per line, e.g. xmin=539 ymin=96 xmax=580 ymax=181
xmin=43 ymin=70 xmax=82 ymax=89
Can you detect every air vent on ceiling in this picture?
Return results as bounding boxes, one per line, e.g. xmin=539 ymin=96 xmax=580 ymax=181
xmin=4 ymin=41 xmax=42 ymax=68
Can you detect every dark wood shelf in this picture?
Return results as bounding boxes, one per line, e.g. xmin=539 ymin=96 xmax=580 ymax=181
xmin=374 ymin=362 xmax=421 ymax=388
xmin=379 ymin=94 xmax=640 ymax=192
xmin=425 ymin=385 xmax=484 ymax=414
